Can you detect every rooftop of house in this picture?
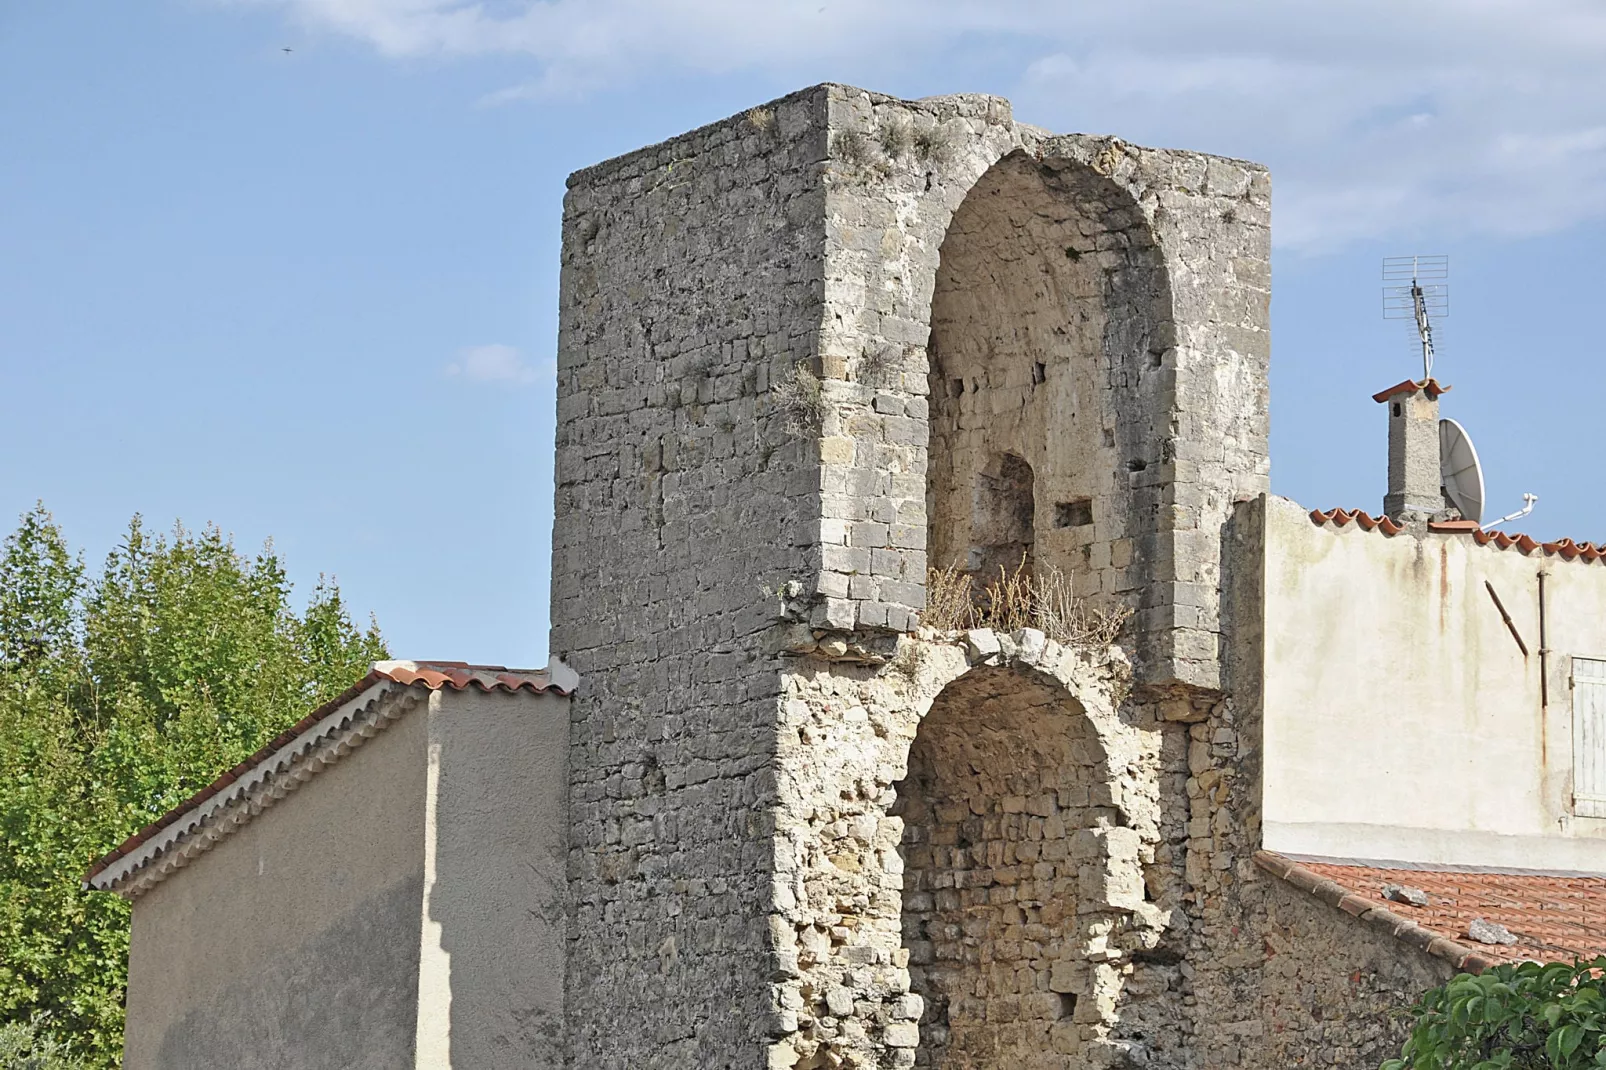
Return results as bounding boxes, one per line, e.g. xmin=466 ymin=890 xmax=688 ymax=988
xmin=1307 ymin=507 xmax=1606 ymax=564
xmin=1258 ymin=850 xmax=1606 ymax=971
xmin=83 ymin=660 xmax=573 ymax=897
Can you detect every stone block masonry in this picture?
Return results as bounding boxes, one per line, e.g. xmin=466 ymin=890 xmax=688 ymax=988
xmin=770 ymin=631 xmax=1172 ymax=1070
xmin=813 ymin=88 xmax=1272 ymax=689
xmin=552 ymin=83 xmax=1272 ymax=1067
xmin=554 ymin=86 xmax=829 ymax=1067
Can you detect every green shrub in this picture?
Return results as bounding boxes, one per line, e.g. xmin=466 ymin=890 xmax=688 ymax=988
xmin=0 ymin=1017 xmax=87 ymax=1070
xmin=1383 ymin=958 xmax=1606 ymax=1069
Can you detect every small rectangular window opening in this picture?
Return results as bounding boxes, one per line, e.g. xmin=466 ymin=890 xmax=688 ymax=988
xmin=950 ymin=378 xmax=965 ymax=397
xmin=1054 ymin=499 xmax=1094 ymax=528
xmin=1032 ymin=362 xmax=1046 ymax=385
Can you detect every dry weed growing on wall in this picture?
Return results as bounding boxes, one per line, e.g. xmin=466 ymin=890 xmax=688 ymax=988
xmin=771 ymin=362 xmax=827 ymax=436
xmin=924 ymin=562 xmax=1132 ymax=650
xmin=923 ymin=564 xmax=975 ymax=634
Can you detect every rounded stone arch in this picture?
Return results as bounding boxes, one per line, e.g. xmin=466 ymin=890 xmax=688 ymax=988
xmin=886 ymin=633 xmax=1156 ymax=1068
xmin=924 ymin=147 xmax=1172 ymax=613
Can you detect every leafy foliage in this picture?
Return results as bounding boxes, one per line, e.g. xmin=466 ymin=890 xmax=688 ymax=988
xmin=0 ymin=1017 xmax=87 ymax=1070
xmin=0 ymin=504 xmax=385 ymax=1066
xmin=1383 ymin=958 xmax=1606 ymax=1069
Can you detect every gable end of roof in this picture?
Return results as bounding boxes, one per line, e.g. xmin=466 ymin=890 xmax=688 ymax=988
xmin=83 ymin=661 xmax=571 ymax=898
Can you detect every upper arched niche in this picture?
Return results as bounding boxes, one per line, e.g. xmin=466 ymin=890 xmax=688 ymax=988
xmin=926 ymin=149 xmax=1170 ymax=610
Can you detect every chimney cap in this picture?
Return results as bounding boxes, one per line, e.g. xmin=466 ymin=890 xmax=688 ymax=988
xmin=1373 ymin=377 xmax=1451 ymax=404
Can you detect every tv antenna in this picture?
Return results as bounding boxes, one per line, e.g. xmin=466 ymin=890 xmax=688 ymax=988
xmin=1384 ymin=255 xmax=1448 ymax=380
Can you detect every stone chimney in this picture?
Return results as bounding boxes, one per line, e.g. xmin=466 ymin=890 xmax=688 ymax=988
xmin=1373 ymin=378 xmax=1450 ymax=520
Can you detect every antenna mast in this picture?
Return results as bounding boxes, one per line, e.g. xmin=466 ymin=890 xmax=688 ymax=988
xmin=1384 ymin=255 xmax=1448 ymax=380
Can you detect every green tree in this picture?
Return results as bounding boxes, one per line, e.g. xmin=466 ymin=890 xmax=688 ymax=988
xmin=0 ymin=504 xmax=385 ymax=1066
xmin=1383 ymin=958 xmax=1606 ymax=1069
xmin=0 ymin=1017 xmax=87 ymax=1070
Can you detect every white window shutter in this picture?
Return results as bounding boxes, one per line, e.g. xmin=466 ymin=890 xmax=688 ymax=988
xmin=1573 ymin=658 xmax=1606 ymax=817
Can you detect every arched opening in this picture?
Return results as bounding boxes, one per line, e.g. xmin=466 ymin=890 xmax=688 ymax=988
xmin=893 ymin=666 xmax=1105 ymax=1067
xmin=970 ymin=452 xmax=1035 ymax=584
xmin=926 ymin=149 xmax=1167 ymax=612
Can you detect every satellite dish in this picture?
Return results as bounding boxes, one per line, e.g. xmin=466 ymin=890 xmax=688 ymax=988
xmin=1440 ymin=418 xmax=1485 ymax=524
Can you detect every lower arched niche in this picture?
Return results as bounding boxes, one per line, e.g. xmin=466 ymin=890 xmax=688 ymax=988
xmin=892 ymin=665 xmax=1105 ymax=1069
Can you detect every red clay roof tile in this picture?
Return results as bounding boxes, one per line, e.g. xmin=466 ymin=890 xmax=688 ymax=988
xmin=1260 ymin=850 xmax=1606 ymax=969
xmin=1308 ymin=508 xmax=1406 ymax=536
xmin=1373 ymin=378 xmax=1450 ymax=403
xmin=1472 ymin=528 xmax=1606 ymax=565
xmin=1309 ymin=510 xmax=1606 ymax=565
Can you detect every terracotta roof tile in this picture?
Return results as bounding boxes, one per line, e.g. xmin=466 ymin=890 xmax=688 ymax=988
xmin=1473 ymin=529 xmax=1606 ymax=565
xmin=1373 ymin=378 xmax=1450 ymax=403
xmin=1308 ymin=507 xmax=1406 ymax=536
xmin=1258 ymin=850 xmax=1606 ymax=969
xmin=83 ymin=661 xmax=569 ymax=889
xmin=1308 ymin=510 xmax=1606 ymax=565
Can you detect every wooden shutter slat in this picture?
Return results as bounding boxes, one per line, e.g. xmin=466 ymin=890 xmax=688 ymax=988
xmin=1574 ymin=658 xmax=1606 ymax=817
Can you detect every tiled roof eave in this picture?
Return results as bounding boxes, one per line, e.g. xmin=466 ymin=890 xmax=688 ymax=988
xmin=1307 ymin=508 xmax=1406 ymax=536
xmin=1472 ymin=529 xmax=1606 ymax=563
xmin=1307 ymin=510 xmax=1606 ymax=566
xmin=82 ymin=661 xmax=572 ymax=897
xmin=1254 ymin=850 xmax=1502 ymax=973
xmin=83 ymin=682 xmax=425 ymax=898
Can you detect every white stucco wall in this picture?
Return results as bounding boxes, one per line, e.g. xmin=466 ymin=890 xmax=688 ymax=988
xmin=121 ymin=684 xmax=570 ymax=1069
xmin=124 ymin=699 xmax=429 ymax=1070
xmin=418 ymin=687 xmax=569 ymax=1069
xmin=1252 ymin=494 xmax=1606 ymax=873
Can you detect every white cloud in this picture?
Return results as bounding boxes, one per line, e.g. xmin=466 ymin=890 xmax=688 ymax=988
xmin=230 ymin=0 xmax=1606 ymax=250
xmin=444 ymin=344 xmax=547 ymax=385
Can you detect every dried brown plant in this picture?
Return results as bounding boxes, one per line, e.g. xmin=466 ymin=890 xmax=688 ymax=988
xmin=771 ymin=362 xmax=827 ymax=436
xmin=922 ymin=564 xmax=976 ymax=632
xmin=1031 ymin=564 xmax=1133 ymax=648
xmin=921 ymin=559 xmax=1132 ymax=651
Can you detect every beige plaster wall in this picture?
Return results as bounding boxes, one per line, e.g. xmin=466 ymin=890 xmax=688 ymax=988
xmin=123 ymin=698 xmax=429 ymax=1070
xmin=122 ymin=685 xmax=570 ymax=1070
xmin=1254 ymin=493 xmax=1606 ymax=872
xmin=420 ymin=688 xmax=568 ymax=1069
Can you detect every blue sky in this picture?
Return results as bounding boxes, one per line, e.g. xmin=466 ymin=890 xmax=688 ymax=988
xmin=3 ymin=0 xmax=1604 ymax=667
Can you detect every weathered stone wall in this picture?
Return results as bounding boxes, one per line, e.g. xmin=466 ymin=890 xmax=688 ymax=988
xmin=552 ymin=83 xmax=1273 ymax=1068
xmin=768 ymin=631 xmax=1176 ymax=1070
xmin=896 ymin=667 xmax=1102 ymax=1068
xmin=1156 ymin=491 xmax=1457 ymax=1070
xmin=810 ymin=91 xmax=1022 ymax=637
xmin=813 ymin=87 xmax=1272 ymax=688
xmin=552 ymin=85 xmax=836 ymax=1067
xmin=926 ymin=149 xmax=1169 ymax=617
xmin=1255 ymin=876 xmax=1454 ymax=1067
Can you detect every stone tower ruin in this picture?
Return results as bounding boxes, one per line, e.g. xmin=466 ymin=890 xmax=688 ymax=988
xmin=551 ymin=84 xmax=1270 ymax=1068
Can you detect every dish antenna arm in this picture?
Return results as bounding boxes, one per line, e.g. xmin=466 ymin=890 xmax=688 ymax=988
xmin=1483 ymin=493 xmax=1539 ymax=530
